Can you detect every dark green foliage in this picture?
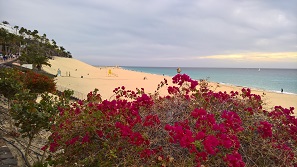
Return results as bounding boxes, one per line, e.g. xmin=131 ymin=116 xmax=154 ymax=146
xmin=2 ymin=21 xmax=9 ymax=24
xmin=19 ymin=44 xmax=51 ymax=70
xmin=0 ymin=68 xmax=23 ymax=99
xmin=10 ymin=89 xmax=73 ymax=165
xmin=11 ymin=91 xmax=70 ymax=139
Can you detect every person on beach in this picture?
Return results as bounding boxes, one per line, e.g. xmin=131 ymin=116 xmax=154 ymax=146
xmin=177 ymin=67 xmax=181 ymax=73
xmin=281 ymin=88 xmax=283 ymax=93
xmin=57 ymin=68 xmax=61 ymax=76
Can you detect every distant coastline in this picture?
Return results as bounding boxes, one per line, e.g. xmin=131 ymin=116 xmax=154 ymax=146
xmin=119 ymin=66 xmax=297 ymax=95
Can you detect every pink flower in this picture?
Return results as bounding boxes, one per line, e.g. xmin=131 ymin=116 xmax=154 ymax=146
xmin=49 ymin=142 xmax=59 ymax=152
xmin=221 ymin=111 xmax=244 ymax=133
xmin=257 ymin=121 xmax=273 ymax=138
xmin=179 ymin=129 xmax=195 ymax=148
xmin=224 ymin=152 xmax=245 ymax=167
xmin=203 ymin=135 xmax=219 ymax=155
xmin=96 ymin=130 xmax=103 ymax=137
xmin=82 ymin=132 xmax=90 ymax=144
xmin=139 ymin=149 xmax=156 ymax=158
xmin=168 ymin=86 xmax=180 ymax=94
xmin=66 ymin=136 xmax=79 ymax=145
xmin=115 ymin=122 xmax=132 ymax=137
xmin=143 ymin=115 xmax=161 ymax=127
xmin=129 ymin=132 xmax=148 ymax=146
xmin=190 ymin=80 xmax=198 ymax=89
xmin=195 ymin=131 xmax=205 ymax=140
xmin=191 ymin=108 xmax=207 ymax=118
xmin=41 ymin=145 xmax=48 ymax=151
xmin=164 ymin=124 xmax=172 ymax=131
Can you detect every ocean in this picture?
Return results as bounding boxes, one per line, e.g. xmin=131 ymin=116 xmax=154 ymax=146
xmin=121 ymin=67 xmax=297 ymax=95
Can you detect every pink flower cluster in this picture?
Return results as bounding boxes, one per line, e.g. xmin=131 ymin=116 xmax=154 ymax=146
xmin=143 ymin=114 xmax=161 ymax=127
xmin=172 ymin=74 xmax=198 ymax=89
xmin=115 ymin=122 xmax=149 ymax=146
xmin=165 ymin=108 xmax=245 ymax=166
xmin=257 ymin=121 xmax=273 ymax=138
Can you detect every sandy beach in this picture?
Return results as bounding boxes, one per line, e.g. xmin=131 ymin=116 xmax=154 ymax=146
xmin=43 ymin=57 xmax=297 ymax=116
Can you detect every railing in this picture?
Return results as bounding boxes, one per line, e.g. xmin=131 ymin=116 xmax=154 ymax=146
xmin=56 ymin=84 xmax=86 ymax=100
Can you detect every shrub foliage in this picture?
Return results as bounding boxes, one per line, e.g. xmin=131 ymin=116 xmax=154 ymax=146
xmin=1 ymin=68 xmax=58 ymax=165
xmin=44 ymin=74 xmax=297 ymax=167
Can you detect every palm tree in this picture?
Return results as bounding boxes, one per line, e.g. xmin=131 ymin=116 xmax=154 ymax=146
xmin=0 ymin=28 xmax=8 ymax=43
xmin=33 ymin=55 xmax=51 ymax=70
xmin=26 ymin=30 xmax=32 ymax=39
xmin=7 ymin=33 xmax=19 ymax=54
xmin=32 ymin=30 xmax=39 ymax=40
xmin=60 ymin=46 xmax=65 ymax=52
xmin=51 ymin=39 xmax=56 ymax=45
xmin=0 ymin=28 xmax=8 ymax=54
xmin=19 ymin=27 xmax=26 ymax=37
xmin=0 ymin=28 xmax=18 ymax=54
xmin=14 ymin=25 xmax=19 ymax=35
xmin=20 ymin=44 xmax=51 ymax=70
xmin=41 ymin=33 xmax=47 ymax=43
xmin=2 ymin=21 xmax=9 ymax=25
xmin=66 ymin=51 xmax=72 ymax=58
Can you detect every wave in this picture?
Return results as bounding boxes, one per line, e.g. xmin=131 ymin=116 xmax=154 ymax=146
xmin=218 ymin=82 xmax=297 ymax=95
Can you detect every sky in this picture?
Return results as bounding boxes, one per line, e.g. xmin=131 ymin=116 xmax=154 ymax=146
xmin=1 ymin=0 xmax=297 ymax=68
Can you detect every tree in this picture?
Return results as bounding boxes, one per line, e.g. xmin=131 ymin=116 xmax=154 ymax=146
xmin=6 ymin=69 xmax=71 ymax=166
xmin=10 ymin=90 xmax=73 ymax=166
xmin=22 ymin=70 xmax=56 ymax=93
xmin=0 ymin=27 xmax=9 ymax=44
xmin=1 ymin=21 xmax=73 ymax=60
xmin=2 ymin=21 xmax=9 ymax=24
xmin=0 ymin=68 xmax=23 ymax=100
xmin=0 ymin=28 xmax=20 ymax=54
xmin=19 ymin=44 xmax=51 ymax=70
xmin=26 ymin=30 xmax=32 ymax=39
xmin=19 ymin=27 xmax=26 ymax=37
xmin=34 ymin=55 xmax=51 ymax=70
xmin=51 ymin=39 xmax=57 ymax=46
xmin=32 ymin=30 xmax=39 ymax=40
xmin=41 ymin=33 xmax=47 ymax=43
xmin=59 ymin=46 xmax=65 ymax=52
xmin=14 ymin=25 xmax=19 ymax=35
xmin=66 ymin=51 xmax=72 ymax=58
xmin=0 ymin=68 xmax=24 ymax=129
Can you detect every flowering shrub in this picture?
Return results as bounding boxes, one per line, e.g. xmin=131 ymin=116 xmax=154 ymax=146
xmin=0 ymin=68 xmax=59 ymax=166
xmin=0 ymin=68 xmax=24 ymax=100
xmin=10 ymin=90 xmax=73 ymax=165
xmin=0 ymin=68 xmax=55 ymax=97
xmin=21 ymin=70 xmax=56 ymax=94
xmin=46 ymin=74 xmax=297 ymax=167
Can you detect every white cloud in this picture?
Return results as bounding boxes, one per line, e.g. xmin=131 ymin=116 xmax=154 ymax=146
xmin=0 ymin=0 xmax=296 ymax=68
xmin=198 ymin=52 xmax=297 ymax=62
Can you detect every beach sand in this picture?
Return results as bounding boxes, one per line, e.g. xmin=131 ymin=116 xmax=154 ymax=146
xmin=43 ymin=57 xmax=297 ymax=116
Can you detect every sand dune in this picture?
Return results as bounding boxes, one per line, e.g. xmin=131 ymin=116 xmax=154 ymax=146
xmin=43 ymin=57 xmax=297 ymax=115
xmin=43 ymin=57 xmax=172 ymax=100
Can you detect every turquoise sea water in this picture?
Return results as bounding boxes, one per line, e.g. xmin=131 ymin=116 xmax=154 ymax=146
xmin=121 ymin=67 xmax=297 ymax=95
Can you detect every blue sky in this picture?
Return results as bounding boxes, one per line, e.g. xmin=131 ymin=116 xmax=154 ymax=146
xmin=1 ymin=0 xmax=296 ymax=68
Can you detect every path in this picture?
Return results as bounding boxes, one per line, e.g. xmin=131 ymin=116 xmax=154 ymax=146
xmin=0 ymin=138 xmax=18 ymax=167
xmin=0 ymin=97 xmax=19 ymax=167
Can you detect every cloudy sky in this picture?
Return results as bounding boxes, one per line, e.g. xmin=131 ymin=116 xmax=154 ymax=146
xmin=1 ymin=0 xmax=297 ymax=68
